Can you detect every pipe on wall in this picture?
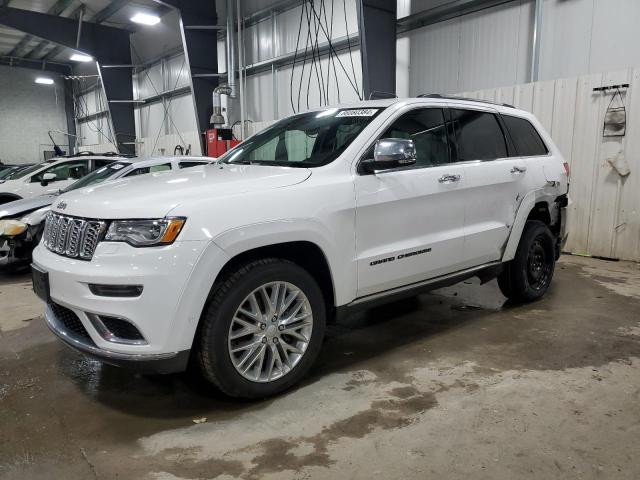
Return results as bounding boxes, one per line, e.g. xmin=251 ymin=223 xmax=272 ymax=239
xmin=225 ymin=0 xmax=237 ymax=98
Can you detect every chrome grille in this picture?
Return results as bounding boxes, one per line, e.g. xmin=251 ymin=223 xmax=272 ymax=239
xmin=44 ymin=213 xmax=106 ymax=260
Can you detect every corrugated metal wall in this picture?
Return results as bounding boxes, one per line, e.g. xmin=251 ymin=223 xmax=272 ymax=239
xmin=460 ymin=68 xmax=640 ymax=262
xmin=406 ymin=0 xmax=534 ymax=95
xmin=404 ymin=0 xmax=640 ymax=96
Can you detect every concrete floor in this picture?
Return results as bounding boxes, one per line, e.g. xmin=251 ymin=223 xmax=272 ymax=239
xmin=1 ymin=256 xmax=639 ymax=480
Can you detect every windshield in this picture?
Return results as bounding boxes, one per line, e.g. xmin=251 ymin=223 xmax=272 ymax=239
xmin=219 ymin=108 xmax=382 ymax=167
xmin=63 ymin=161 xmax=130 ymax=192
xmin=6 ymin=161 xmax=56 ymax=180
xmin=0 ymin=167 xmax=20 ymax=180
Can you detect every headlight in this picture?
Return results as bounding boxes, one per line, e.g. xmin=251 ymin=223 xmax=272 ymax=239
xmin=104 ymin=217 xmax=186 ymax=247
xmin=0 ymin=219 xmax=27 ymax=236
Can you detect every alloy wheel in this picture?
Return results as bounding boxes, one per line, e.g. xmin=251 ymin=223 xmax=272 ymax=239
xmin=227 ymin=281 xmax=313 ymax=383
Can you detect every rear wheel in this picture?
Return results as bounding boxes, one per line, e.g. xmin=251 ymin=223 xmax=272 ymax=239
xmin=498 ymin=220 xmax=556 ymax=302
xmin=197 ymin=258 xmax=326 ymax=398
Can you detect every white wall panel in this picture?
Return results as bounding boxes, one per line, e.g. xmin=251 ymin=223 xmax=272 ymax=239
xmin=244 ymin=20 xmax=274 ymax=65
xmin=539 ymin=0 xmax=640 ymax=81
xmin=138 ymin=102 xmax=166 ymax=141
xmin=245 ymin=70 xmax=275 ymax=122
xmin=461 ymin=68 xmax=640 ymax=262
xmin=168 ymin=94 xmax=199 ymax=136
xmin=538 ymin=0 xmax=592 ymax=81
xmin=458 ymin=1 xmax=532 ymax=92
xmin=409 ymin=17 xmax=460 ymax=95
xmin=166 ymin=55 xmax=189 ymax=90
xmin=408 ymin=0 xmax=533 ymax=95
xmin=136 ymin=62 xmax=163 ymax=99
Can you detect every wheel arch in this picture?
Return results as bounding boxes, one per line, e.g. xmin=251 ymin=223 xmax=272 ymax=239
xmin=502 ymin=190 xmax=558 ymax=262
xmin=0 ymin=193 xmax=22 ymax=205
xmin=212 ymin=240 xmax=336 ymax=318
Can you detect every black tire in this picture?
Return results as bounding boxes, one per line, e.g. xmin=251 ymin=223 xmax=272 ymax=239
xmin=498 ymin=220 xmax=556 ymax=303
xmin=197 ymin=258 xmax=326 ymax=399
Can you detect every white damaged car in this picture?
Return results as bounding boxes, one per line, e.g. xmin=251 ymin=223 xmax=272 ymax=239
xmin=32 ymin=97 xmax=569 ymax=398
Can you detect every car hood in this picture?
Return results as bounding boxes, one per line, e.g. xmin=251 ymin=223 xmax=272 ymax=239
xmin=0 ymin=194 xmax=57 ymax=219
xmin=54 ymin=164 xmax=312 ymax=219
xmin=0 ymin=179 xmax=23 ymax=194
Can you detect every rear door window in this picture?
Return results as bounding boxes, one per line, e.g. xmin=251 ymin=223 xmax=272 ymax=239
xmin=450 ymin=109 xmax=507 ymax=161
xmin=502 ymin=115 xmax=549 ymax=156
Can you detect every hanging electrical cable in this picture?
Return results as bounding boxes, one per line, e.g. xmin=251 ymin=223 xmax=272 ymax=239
xmin=290 ymin=0 xmax=306 ymax=113
xmin=305 ymin=0 xmax=324 ymax=109
xmin=308 ymin=0 xmax=362 ymax=99
xmin=342 ymin=0 xmax=361 ymax=99
xmin=297 ymin=0 xmax=312 ymax=112
xmin=327 ymin=0 xmax=341 ymax=104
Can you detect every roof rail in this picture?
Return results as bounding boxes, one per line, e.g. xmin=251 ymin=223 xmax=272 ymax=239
xmin=417 ymin=93 xmax=515 ymax=109
xmin=369 ymin=91 xmax=398 ymax=100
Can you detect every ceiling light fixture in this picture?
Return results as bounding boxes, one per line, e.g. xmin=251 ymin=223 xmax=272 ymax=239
xmin=130 ymin=12 xmax=161 ymax=25
xmin=70 ymin=53 xmax=93 ymax=62
xmin=35 ymin=77 xmax=54 ymax=85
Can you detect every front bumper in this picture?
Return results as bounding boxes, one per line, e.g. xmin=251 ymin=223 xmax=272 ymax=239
xmin=44 ymin=302 xmax=190 ymax=373
xmin=0 ymin=233 xmax=37 ymax=267
xmin=32 ymin=239 xmax=227 ymax=369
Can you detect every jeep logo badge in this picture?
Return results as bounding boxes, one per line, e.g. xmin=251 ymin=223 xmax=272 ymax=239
xmin=56 ymin=201 xmax=67 ymax=210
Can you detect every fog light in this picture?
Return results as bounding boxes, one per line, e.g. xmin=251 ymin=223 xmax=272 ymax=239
xmin=88 ymin=284 xmax=143 ymax=297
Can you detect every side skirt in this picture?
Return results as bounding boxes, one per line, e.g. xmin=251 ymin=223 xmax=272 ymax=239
xmin=334 ymin=261 xmax=503 ymax=322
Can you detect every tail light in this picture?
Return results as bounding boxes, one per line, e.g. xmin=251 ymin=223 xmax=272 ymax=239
xmin=563 ymin=162 xmax=570 ymax=177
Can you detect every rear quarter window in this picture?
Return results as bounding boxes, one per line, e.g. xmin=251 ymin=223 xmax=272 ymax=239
xmin=502 ymin=115 xmax=549 ymax=156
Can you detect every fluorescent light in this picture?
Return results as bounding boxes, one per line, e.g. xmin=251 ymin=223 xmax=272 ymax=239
xmin=35 ymin=77 xmax=54 ymax=85
xmin=70 ymin=53 xmax=93 ymax=62
xmin=130 ymin=12 xmax=161 ymax=25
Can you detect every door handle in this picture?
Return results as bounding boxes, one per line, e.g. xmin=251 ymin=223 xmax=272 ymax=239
xmin=511 ymin=166 xmax=527 ymax=174
xmin=438 ymin=174 xmax=461 ymax=183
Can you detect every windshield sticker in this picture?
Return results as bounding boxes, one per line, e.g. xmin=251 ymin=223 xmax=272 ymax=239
xmin=336 ymin=108 xmax=379 ymax=117
xmin=110 ymin=164 xmax=125 ymax=170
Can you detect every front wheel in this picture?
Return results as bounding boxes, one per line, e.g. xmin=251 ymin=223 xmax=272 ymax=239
xmin=498 ymin=220 xmax=556 ymax=303
xmin=197 ymin=258 xmax=326 ymax=398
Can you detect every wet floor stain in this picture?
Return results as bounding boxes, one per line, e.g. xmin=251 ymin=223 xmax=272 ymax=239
xmin=1 ymin=258 xmax=640 ymax=479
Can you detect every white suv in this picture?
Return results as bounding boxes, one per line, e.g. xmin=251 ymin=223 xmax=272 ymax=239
xmin=32 ymin=97 xmax=569 ymax=398
xmin=0 ymin=153 xmax=129 ymax=204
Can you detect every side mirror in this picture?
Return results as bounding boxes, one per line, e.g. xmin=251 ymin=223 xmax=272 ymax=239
xmin=40 ymin=172 xmax=56 ymax=187
xmin=361 ymin=138 xmax=417 ymax=173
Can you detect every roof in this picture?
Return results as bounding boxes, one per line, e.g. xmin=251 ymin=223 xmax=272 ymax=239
xmin=303 ymin=96 xmax=528 ymax=117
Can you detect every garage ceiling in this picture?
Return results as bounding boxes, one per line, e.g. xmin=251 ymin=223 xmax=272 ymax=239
xmin=0 ymin=0 xmax=172 ymax=66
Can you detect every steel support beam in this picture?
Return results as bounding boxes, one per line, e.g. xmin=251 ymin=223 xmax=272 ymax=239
xmin=357 ymin=0 xmax=397 ymax=99
xmin=25 ymin=3 xmax=85 ymax=60
xmin=151 ymin=1 xmax=219 ymax=146
xmin=7 ymin=0 xmax=74 ymax=57
xmin=0 ymin=55 xmax=71 ymax=74
xmin=397 ymin=0 xmax=514 ymax=33
xmin=0 ymin=6 xmax=136 ymax=154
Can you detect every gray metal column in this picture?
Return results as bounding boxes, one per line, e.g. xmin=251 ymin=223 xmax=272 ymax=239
xmin=151 ymin=0 xmax=220 ymax=146
xmin=356 ymin=0 xmax=397 ymax=99
xmin=63 ymin=78 xmax=77 ymax=153
xmin=0 ymin=6 xmax=136 ymax=154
